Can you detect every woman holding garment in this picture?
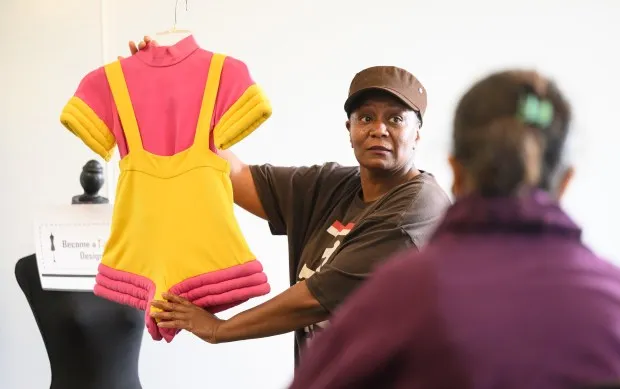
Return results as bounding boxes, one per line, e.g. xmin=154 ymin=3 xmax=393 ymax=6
xmin=288 ymin=70 xmax=620 ymax=388
xmin=124 ymin=37 xmax=451 ymax=363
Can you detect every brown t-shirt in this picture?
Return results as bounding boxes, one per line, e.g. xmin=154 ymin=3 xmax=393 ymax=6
xmin=249 ymin=162 xmax=451 ymax=362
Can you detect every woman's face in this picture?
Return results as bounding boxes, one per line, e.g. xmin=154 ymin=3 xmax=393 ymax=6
xmin=347 ymin=92 xmax=420 ymax=174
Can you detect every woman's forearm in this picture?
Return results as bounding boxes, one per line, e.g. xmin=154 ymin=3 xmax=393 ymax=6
xmin=214 ymin=281 xmax=329 ymax=343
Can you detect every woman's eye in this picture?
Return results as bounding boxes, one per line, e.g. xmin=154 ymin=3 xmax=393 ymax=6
xmin=390 ymin=116 xmax=404 ymax=124
xmin=360 ymin=115 xmax=372 ymax=123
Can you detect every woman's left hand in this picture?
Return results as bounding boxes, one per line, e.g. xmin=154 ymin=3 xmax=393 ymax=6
xmin=150 ymin=293 xmax=223 ymax=343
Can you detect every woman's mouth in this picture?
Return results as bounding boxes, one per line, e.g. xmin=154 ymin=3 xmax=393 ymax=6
xmin=368 ymin=146 xmax=392 ymax=152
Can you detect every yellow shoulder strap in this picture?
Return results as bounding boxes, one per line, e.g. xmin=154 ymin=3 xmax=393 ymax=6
xmin=104 ymin=61 xmax=143 ymax=153
xmin=193 ymin=53 xmax=226 ymax=151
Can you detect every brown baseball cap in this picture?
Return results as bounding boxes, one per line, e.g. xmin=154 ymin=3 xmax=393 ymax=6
xmin=344 ymin=65 xmax=427 ymax=123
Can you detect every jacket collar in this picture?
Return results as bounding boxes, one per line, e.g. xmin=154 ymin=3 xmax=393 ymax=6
xmin=434 ymin=189 xmax=582 ymax=240
xmin=135 ymin=34 xmax=199 ymax=67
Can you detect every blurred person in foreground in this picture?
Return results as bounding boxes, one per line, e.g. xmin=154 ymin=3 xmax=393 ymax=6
xmin=288 ymin=70 xmax=620 ymax=389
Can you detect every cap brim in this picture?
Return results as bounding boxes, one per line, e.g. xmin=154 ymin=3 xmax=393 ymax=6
xmin=344 ymin=86 xmax=421 ymax=115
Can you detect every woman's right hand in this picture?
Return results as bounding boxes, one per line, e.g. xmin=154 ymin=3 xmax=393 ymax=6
xmin=120 ymin=36 xmax=157 ymax=59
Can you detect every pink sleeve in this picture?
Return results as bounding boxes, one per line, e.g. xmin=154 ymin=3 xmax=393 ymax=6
xmin=211 ymin=56 xmax=272 ymax=150
xmin=60 ymin=67 xmax=117 ymax=161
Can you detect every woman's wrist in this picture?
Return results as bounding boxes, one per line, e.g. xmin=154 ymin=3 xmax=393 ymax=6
xmin=207 ymin=313 xmax=261 ymax=344
xmin=209 ymin=319 xmax=224 ymax=344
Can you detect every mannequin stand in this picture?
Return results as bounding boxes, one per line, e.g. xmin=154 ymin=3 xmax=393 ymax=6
xmin=15 ymin=160 xmax=144 ymax=389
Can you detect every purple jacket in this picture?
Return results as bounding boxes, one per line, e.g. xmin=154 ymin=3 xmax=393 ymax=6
xmin=289 ymin=190 xmax=620 ymax=389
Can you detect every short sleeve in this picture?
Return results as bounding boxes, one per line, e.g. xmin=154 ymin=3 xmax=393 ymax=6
xmin=211 ymin=56 xmax=272 ymax=150
xmin=305 ymin=178 xmax=445 ymax=312
xmin=305 ymin=220 xmax=414 ymax=312
xmin=400 ymin=173 xmax=452 ymax=248
xmin=249 ymin=163 xmax=359 ymax=237
xmin=59 ymin=67 xmax=116 ymax=161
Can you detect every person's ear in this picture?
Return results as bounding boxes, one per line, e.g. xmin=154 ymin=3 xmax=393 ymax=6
xmin=448 ymin=155 xmax=464 ymax=198
xmin=412 ymin=113 xmax=421 ymax=148
xmin=414 ymin=128 xmax=421 ymax=149
xmin=346 ymin=120 xmax=353 ymax=147
xmin=555 ymin=165 xmax=575 ymax=200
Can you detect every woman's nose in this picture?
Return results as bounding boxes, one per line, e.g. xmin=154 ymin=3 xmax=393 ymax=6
xmin=369 ymin=122 xmax=389 ymax=137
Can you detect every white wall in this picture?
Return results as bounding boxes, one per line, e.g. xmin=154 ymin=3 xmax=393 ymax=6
xmin=2 ymin=0 xmax=619 ymax=388
xmin=0 ymin=0 xmax=110 ymax=387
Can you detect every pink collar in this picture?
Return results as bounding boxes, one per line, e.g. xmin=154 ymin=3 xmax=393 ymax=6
xmin=135 ymin=35 xmax=199 ymax=67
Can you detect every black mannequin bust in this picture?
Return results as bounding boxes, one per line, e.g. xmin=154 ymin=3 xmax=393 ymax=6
xmin=72 ymin=159 xmax=109 ymax=205
xmin=15 ymin=160 xmax=144 ymax=389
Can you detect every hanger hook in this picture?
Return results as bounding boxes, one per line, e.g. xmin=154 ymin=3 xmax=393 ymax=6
xmin=173 ymin=0 xmax=189 ymax=28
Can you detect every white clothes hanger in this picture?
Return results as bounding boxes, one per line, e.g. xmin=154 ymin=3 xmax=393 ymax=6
xmin=155 ymin=0 xmax=192 ymax=46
